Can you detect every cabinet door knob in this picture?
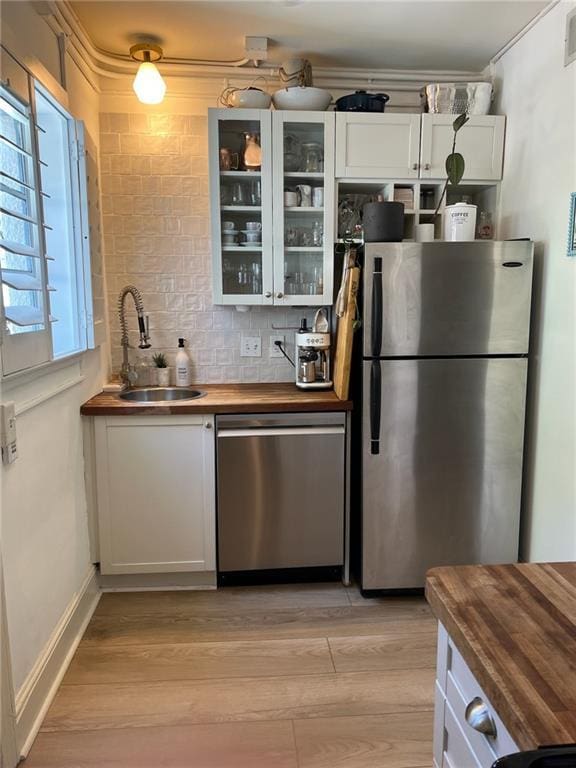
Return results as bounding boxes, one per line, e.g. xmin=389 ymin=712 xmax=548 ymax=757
xmin=424 ymin=163 xmax=431 ymax=171
xmin=465 ymin=697 xmax=497 ymax=737
xmin=205 ymin=421 xmax=212 ymax=429
xmin=412 ymin=163 xmax=418 ymax=171
xmin=276 ymin=292 xmax=284 ymax=299
xmin=264 ymin=291 xmax=272 ymax=298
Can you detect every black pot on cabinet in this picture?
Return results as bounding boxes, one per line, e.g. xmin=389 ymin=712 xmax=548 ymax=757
xmin=335 ymin=90 xmax=390 ymax=112
xmin=363 ymin=201 xmax=405 ymax=242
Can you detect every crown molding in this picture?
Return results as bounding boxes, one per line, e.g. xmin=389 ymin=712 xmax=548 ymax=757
xmin=40 ymin=0 xmax=489 ymax=95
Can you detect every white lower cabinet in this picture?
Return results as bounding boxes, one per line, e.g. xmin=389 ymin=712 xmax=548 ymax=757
xmin=94 ymin=415 xmax=216 ymax=575
xmin=434 ymin=623 xmax=518 ymax=768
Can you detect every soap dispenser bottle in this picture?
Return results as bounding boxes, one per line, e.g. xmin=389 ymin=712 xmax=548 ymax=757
xmin=175 ymin=338 xmax=191 ymax=387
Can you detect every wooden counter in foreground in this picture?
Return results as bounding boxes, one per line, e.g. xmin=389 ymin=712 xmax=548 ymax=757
xmin=81 ymin=383 xmax=353 ymax=415
xmin=426 ymin=562 xmax=576 ymax=751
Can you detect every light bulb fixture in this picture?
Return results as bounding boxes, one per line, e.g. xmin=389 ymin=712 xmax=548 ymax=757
xmin=130 ymin=43 xmax=166 ymax=105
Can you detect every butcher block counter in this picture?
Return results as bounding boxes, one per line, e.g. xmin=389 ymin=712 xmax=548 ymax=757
xmin=426 ymin=562 xmax=576 ymax=755
xmin=81 ymin=383 xmax=352 ymax=415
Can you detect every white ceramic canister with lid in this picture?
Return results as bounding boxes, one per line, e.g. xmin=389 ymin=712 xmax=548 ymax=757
xmin=443 ymin=203 xmax=477 ymax=241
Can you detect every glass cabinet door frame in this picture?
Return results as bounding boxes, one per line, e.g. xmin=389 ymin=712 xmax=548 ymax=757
xmin=209 ymin=109 xmax=274 ymax=305
xmin=272 ymin=111 xmax=335 ymax=306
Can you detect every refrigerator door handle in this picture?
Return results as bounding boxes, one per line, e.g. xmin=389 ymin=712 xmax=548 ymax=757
xmin=370 ymin=360 xmax=381 ymax=455
xmin=371 ymin=257 xmax=383 ymax=358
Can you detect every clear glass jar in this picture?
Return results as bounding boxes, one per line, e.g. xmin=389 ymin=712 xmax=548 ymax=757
xmin=302 ymin=142 xmax=323 ymax=173
xmin=477 ymin=211 xmax=494 ymax=240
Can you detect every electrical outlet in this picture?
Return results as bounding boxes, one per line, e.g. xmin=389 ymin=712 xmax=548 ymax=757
xmin=269 ymin=334 xmax=285 ymax=358
xmin=240 ymin=336 xmax=261 ymax=357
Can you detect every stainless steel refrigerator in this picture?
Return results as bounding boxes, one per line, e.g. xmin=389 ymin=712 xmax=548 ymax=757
xmin=361 ymin=241 xmax=533 ymax=591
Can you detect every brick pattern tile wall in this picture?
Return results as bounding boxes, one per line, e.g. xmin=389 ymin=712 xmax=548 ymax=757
xmin=100 ymin=112 xmax=314 ymax=383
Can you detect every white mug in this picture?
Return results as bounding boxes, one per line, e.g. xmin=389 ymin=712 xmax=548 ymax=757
xmin=296 ymin=184 xmax=312 ymax=207
xmin=222 ymin=221 xmax=235 ymax=230
xmin=284 ymin=190 xmax=299 ymax=208
xmin=415 ymin=223 xmax=435 ymax=242
xmin=312 ymin=187 xmax=324 ymax=208
xmin=245 ymin=221 xmax=261 ymax=231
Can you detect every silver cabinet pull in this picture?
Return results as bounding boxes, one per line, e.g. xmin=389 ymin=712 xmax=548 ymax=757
xmin=411 ymin=163 xmax=418 ymax=170
xmin=264 ymin=291 xmax=272 ymax=298
xmin=424 ymin=163 xmax=431 ymax=170
xmin=465 ymin=697 xmax=497 ymax=737
xmin=205 ymin=421 xmax=213 ymax=429
xmin=276 ymin=292 xmax=284 ymax=299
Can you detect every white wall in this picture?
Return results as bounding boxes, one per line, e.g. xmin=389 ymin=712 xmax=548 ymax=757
xmin=0 ymin=1 xmax=106 ymax=705
xmin=494 ymin=1 xmax=576 ymax=561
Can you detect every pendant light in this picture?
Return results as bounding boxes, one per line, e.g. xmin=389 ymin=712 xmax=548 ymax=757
xmin=130 ymin=43 xmax=166 ymax=105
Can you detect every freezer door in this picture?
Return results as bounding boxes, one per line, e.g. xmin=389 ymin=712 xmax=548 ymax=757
xmin=362 ymin=357 xmax=527 ymax=590
xmin=363 ymin=241 xmax=533 ymax=357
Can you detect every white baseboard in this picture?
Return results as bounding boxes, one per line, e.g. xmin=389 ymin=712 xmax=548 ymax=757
xmin=15 ymin=567 xmax=100 ymax=757
xmin=98 ymin=569 xmax=217 ymax=591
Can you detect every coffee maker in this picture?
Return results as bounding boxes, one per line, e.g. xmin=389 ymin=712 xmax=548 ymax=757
xmin=295 ymin=311 xmax=332 ymax=390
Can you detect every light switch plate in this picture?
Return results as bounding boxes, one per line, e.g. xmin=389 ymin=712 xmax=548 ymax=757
xmin=240 ymin=336 xmax=262 ymax=357
xmin=1 ymin=402 xmax=17 ymax=464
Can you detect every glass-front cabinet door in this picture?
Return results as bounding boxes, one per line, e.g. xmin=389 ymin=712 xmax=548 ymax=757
xmin=272 ymin=111 xmax=335 ymax=306
xmin=209 ymin=109 xmax=273 ymax=305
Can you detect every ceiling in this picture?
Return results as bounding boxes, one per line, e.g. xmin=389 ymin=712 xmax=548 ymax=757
xmin=69 ymin=0 xmax=548 ymax=72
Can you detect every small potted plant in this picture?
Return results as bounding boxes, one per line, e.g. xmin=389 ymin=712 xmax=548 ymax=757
xmin=152 ymin=352 xmax=170 ymax=387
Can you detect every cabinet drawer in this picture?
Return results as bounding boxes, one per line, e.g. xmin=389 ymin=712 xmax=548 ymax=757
xmin=447 ymin=636 xmax=517 ymax=760
xmin=443 ymin=699 xmax=483 ymax=768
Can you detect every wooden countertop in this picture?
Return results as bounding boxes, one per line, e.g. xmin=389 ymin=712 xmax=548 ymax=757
xmin=80 ymin=383 xmax=353 ymax=415
xmin=426 ymin=562 xmax=576 ymax=751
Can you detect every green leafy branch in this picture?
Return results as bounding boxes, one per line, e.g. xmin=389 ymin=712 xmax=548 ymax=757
xmin=152 ymin=352 xmax=167 ymax=368
xmin=434 ymin=113 xmax=470 ymax=218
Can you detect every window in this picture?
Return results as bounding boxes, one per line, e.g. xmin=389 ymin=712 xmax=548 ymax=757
xmin=0 ymin=50 xmax=95 ymax=376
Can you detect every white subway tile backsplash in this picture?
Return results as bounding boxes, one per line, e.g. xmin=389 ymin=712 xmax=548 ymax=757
xmin=101 ymin=112 xmax=315 ymax=384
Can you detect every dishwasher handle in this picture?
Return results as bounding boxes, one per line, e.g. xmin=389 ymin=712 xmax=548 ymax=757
xmin=218 ymin=426 xmax=345 ymax=439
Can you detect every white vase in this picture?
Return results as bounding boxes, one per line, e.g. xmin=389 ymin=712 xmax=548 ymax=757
xmin=415 ymin=223 xmax=435 ymax=242
xmin=156 ymin=368 xmax=170 ymax=387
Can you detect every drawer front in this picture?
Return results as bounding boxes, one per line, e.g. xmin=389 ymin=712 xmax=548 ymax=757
xmin=443 ymin=700 xmax=483 ymax=768
xmin=447 ymin=636 xmax=518 ymax=759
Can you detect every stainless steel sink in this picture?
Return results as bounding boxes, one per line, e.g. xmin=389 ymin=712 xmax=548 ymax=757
xmin=119 ymin=387 xmax=206 ymax=402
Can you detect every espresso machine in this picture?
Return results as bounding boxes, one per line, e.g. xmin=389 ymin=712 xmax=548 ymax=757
xmin=295 ymin=310 xmax=332 ymax=390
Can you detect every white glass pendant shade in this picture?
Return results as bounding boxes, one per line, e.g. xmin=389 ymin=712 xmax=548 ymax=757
xmin=133 ymin=61 xmax=166 ymax=104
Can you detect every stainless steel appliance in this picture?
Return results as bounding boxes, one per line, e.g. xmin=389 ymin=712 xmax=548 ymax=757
xmin=217 ymin=413 xmax=345 ymax=574
xmin=361 ymin=241 xmax=533 ymax=590
xmin=295 ymin=310 xmax=333 ymax=390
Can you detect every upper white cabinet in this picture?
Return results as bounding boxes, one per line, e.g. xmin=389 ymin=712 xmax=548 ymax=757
xmin=420 ymin=115 xmax=506 ymax=181
xmin=94 ymin=415 xmax=216 ymax=575
xmin=209 ymin=109 xmax=274 ymax=306
xmin=335 ymin=113 xmax=421 ymax=178
xmin=272 ymin=111 xmax=335 ymax=306
xmin=209 ymin=108 xmax=335 ymax=307
xmin=335 ymin=113 xmax=505 ymax=181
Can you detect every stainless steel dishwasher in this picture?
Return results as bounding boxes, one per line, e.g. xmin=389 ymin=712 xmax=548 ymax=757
xmin=216 ymin=412 xmax=346 ymax=575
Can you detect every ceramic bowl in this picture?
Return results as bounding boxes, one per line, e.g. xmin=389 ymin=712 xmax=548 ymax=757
xmin=272 ymin=86 xmax=332 ymax=111
xmin=229 ymin=88 xmax=272 ymax=109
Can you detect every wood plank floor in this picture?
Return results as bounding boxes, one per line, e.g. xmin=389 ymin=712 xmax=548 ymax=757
xmin=24 ymin=583 xmax=437 ymax=767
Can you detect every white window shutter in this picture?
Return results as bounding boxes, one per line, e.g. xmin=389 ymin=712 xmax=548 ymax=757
xmin=74 ymin=121 xmax=105 ymax=349
xmin=0 ymin=73 xmax=52 ymax=375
